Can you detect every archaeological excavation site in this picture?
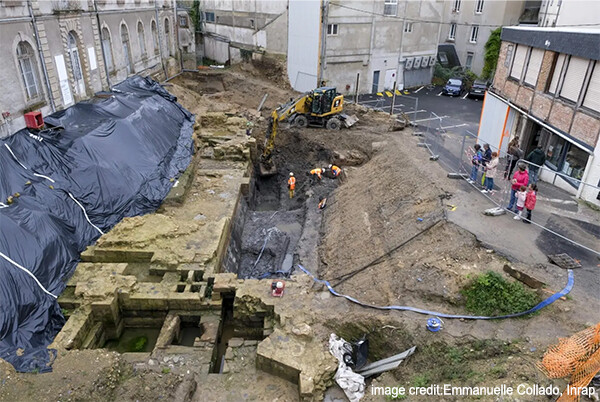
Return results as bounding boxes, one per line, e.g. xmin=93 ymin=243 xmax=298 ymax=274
xmin=1 ymin=61 xmax=599 ymax=402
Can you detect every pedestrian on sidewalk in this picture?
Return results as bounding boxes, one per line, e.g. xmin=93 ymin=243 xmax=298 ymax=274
xmin=526 ymin=145 xmax=546 ymax=184
xmin=287 ymin=172 xmax=296 ymax=199
xmin=507 ymin=162 xmax=529 ymax=212
xmin=480 ymin=144 xmax=492 ymax=186
xmin=522 ymin=184 xmax=537 ymax=224
xmin=504 ymin=136 xmax=523 ymax=180
xmin=468 ymin=144 xmax=483 ymax=184
xmin=482 ymin=151 xmax=499 ymax=193
xmin=513 ymin=185 xmax=528 ymax=220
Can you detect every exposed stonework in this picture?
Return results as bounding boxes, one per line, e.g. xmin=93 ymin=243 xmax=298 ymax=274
xmin=536 ymin=50 xmax=556 ymax=93
xmin=515 ymin=86 xmax=534 ymax=111
xmin=531 ymin=93 xmax=553 ymax=121
xmin=504 ymin=80 xmax=519 ymax=100
xmin=570 ymin=111 xmax=600 ymax=147
xmin=548 ymin=100 xmax=575 ymax=133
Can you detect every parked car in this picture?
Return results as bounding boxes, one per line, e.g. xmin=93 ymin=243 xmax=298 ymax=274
xmin=442 ymin=78 xmax=465 ymax=96
xmin=468 ymin=80 xmax=489 ymax=99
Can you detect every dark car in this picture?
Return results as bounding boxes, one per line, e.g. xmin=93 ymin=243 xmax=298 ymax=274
xmin=468 ymin=80 xmax=489 ymax=99
xmin=442 ymin=78 xmax=464 ymax=96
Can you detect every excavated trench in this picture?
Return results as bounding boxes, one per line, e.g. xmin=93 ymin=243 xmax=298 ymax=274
xmin=223 ymin=131 xmax=339 ymax=279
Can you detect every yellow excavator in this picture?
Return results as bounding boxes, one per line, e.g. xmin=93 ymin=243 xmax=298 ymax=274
xmin=259 ymin=86 xmax=358 ymax=176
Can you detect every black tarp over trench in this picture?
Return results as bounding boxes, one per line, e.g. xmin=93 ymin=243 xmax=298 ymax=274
xmin=0 ymin=76 xmax=194 ymax=372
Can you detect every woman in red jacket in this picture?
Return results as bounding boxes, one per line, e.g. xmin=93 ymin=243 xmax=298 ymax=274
xmin=507 ymin=162 xmax=529 ymax=212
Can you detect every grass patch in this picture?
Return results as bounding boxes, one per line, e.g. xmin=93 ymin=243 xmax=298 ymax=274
xmin=126 ymin=336 xmax=148 ymax=353
xmin=162 ymin=367 xmax=171 ymax=374
xmin=461 ymin=271 xmax=540 ymax=316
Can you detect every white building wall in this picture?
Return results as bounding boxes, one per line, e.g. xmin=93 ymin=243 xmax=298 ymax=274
xmin=555 ymin=0 xmax=600 ymax=26
xmin=287 ymin=0 xmax=320 ymax=91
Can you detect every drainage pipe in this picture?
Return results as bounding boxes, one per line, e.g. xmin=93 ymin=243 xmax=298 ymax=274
xmin=93 ymin=0 xmax=111 ymax=89
xmin=28 ymin=0 xmax=56 ymax=112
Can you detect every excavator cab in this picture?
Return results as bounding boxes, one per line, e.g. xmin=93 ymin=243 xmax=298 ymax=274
xmin=310 ymin=87 xmax=339 ymax=116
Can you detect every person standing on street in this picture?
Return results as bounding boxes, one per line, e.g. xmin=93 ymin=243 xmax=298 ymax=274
xmin=507 ymin=162 xmax=529 ymax=212
xmin=526 ymin=144 xmax=546 ymax=184
xmin=482 ymin=152 xmax=499 ymax=194
xmin=287 ymin=172 xmax=296 ymax=199
xmin=504 ymin=136 xmax=522 ymax=179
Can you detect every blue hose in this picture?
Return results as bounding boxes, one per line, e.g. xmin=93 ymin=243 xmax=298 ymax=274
xmin=297 ymin=264 xmax=574 ymax=320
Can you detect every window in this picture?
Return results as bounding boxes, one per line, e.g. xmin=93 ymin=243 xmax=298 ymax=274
xmin=205 ymin=12 xmax=215 ymax=22
xmin=327 ymin=24 xmax=338 ymax=35
xmin=469 ymin=25 xmax=479 ymax=43
xmin=466 ymin=52 xmax=473 ymax=69
xmin=510 ymin=45 xmax=528 ymax=80
xmin=404 ymin=22 xmax=413 ymax=33
xmin=101 ymin=28 xmax=114 ymax=73
xmin=548 ymin=53 xmax=566 ymax=94
xmin=121 ymin=24 xmax=133 ymax=74
xmin=151 ymin=20 xmax=159 ymax=55
xmin=524 ymin=48 xmax=544 ymax=87
xmin=250 ymin=19 xmax=255 ymax=29
xmin=562 ymin=146 xmax=588 ymax=181
xmin=384 ymin=0 xmax=398 ymax=16
xmin=546 ymin=134 xmax=566 ymax=168
xmin=67 ymin=31 xmax=85 ymax=96
xmin=16 ymin=41 xmax=40 ymax=101
xmin=583 ymin=62 xmax=600 ymax=112
xmin=137 ymin=22 xmax=146 ymax=59
xmin=560 ymin=56 xmax=589 ymax=103
xmin=475 ymin=0 xmax=484 ymax=13
xmin=504 ymin=44 xmax=514 ymax=68
xmin=164 ymin=18 xmax=172 ymax=57
xmin=448 ymin=23 xmax=456 ymax=40
xmin=179 ymin=16 xmax=188 ymax=27
xmin=453 ymin=0 xmax=461 ymax=12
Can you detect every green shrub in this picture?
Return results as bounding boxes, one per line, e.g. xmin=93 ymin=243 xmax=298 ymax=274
xmin=482 ymin=27 xmax=502 ymax=80
xmin=126 ymin=336 xmax=148 ymax=353
xmin=461 ymin=271 xmax=539 ymax=316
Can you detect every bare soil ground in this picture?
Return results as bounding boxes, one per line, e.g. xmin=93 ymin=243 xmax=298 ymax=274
xmin=1 ymin=61 xmax=597 ymax=402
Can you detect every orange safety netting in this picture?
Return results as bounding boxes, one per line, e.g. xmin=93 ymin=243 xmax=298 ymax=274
xmin=537 ymin=323 xmax=600 ymax=402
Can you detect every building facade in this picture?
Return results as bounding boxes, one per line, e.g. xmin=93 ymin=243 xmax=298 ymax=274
xmin=539 ymin=0 xmax=600 ymax=27
xmin=438 ymin=0 xmax=526 ymax=76
xmin=0 ymin=0 xmax=184 ymax=138
xmin=198 ymin=0 xmax=443 ymax=93
xmin=478 ymin=26 xmax=600 ymax=205
xmin=198 ymin=0 xmax=288 ymax=64
xmin=319 ymin=0 xmax=443 ymax=94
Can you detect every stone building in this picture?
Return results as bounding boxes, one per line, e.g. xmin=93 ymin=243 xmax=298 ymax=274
xmin=477 ymin=26 xmax=600 ymax=205
xmin=0 ymin=0 xmax=184 ymax=138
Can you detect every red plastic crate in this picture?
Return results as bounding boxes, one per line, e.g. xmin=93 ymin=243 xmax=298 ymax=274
xmin=24 ymin=111 xmax=44 ymax=129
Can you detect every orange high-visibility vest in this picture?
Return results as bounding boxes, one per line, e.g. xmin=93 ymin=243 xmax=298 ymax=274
xmin=310 ymin=168 xmax=323 ymax=178
xmin=331 ymin=165 xmax=341 ymax=176
xmin=288 ymin=176 xmax=296 ymax=189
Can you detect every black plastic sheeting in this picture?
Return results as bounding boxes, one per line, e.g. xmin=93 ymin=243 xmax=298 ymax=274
xmin=0 ymin=76 xmax=194 ymax=372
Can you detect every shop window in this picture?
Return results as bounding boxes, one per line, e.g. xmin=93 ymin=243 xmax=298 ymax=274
xmin=546 ymin=135 xmax=566 ymax=169
xmin=562 ymin=146 xmax=588 ymax=181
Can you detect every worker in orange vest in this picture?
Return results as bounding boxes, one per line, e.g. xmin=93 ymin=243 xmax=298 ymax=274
xmin=310 ymin=167 xmax=324 ymax=180
xmin=330 ymin=164 xmax=341 ymax=177
xmin=287 ymin=172 xmax=296 ymax=198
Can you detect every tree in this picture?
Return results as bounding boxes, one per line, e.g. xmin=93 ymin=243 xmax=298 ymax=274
xmin=482 ymin=27 xmax=502 ymax=80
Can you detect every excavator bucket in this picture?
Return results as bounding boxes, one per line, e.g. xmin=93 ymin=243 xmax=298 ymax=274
xmin=341 ymin=113 xmax=359 ymax=128
xmin=259 ymin=158 xmax=278 ymax=177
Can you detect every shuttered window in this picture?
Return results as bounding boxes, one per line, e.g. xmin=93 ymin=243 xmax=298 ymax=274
xmin=524 ymin=48 xmax=544 ymax=86
xmin=560 ymin=56 xmax=589 ymax=103
xmin=510 ymin=45 xmax=528 ymax=81
xmin=548 ymin=53 xmax=566 ymax=94
xmin=583 ymin=62 xmax=600 ymax=112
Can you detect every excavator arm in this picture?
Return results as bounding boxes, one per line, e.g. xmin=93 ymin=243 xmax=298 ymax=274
xmin=260 ymin=94 xmax=311 ymax=176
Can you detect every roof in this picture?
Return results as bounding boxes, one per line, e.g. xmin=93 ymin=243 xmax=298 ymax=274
xmin=501 ymin=26 xmax=600 ymax=61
